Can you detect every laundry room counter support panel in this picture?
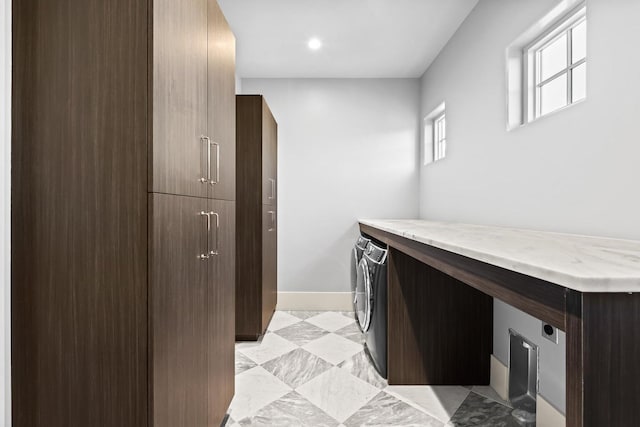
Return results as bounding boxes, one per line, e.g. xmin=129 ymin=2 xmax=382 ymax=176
xmin=359 ymin=220 xmax=640 ymax=427
xmin=387 ymin=248 xmax=492 ymax=385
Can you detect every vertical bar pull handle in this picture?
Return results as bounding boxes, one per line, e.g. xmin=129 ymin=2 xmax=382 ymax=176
xmin=209 ymin=212 xmax=219 ymax=256
xmin=269 ymin=178 xmax=275 ymax=200
xmin=209 ymin=142 xmax=220 ymax=185
xmin=268 ymin=211 xmax=275 ymax=232
xmin=197 ymin=211 xmax=210 ymax=260
xmin=200 ymin=136 xmax=211 ymax=184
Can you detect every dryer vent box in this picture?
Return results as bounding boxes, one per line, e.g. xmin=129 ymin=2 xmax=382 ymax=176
xmin=508 ymin=329 xmax=538 ymax=418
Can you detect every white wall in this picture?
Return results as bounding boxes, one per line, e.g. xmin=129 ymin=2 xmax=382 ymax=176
xmin=1 ymin=0 xmax=11 ymax=423
xmin=419 ymin=0 xmax=640 ymax=238
xmin=241 ymin=78 xmax=420 ymax=293
xmin=235 ymin=73 xmax=242 ymax=94
xmin=419 ymin=0 xmax=640 ymax=414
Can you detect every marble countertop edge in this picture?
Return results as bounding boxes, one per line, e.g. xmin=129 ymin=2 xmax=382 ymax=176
xmin=358 ymin=219 xmax=640 ymax=293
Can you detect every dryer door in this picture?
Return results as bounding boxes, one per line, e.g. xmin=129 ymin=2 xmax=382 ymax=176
xmin=350 ymin=247 xmax=359 ymax=306
xmin=356 ymin=258 xmax=373 ymax=332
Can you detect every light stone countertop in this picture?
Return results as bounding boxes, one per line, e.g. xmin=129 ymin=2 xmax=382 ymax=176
xmin=359 ymin=219 xmax=640 ymax=293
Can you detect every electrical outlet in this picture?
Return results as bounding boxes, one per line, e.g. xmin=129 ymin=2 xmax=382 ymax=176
xmin=541 ymin=322 xmax=558 ymax=344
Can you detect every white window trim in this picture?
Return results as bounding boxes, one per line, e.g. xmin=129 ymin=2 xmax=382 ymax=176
xmin=523 ymin=4 xmax=587 ymax=122
xmin=423 ymin=102 xmax=446 ymax=166
xmin=433 ymin=112 xmax=446 ymax=162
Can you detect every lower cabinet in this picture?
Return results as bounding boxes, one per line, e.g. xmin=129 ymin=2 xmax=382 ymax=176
xmin=207 ymin=199 xmax=236 ymax=422
xmin=150 ymin=193 xmax=235 ymax=426
xmin=262 ymin=206 xmax=278 ymax=329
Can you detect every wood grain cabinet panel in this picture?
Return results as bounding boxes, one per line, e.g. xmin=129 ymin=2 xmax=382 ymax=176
xmin=152 ymin=0 xmax=236 ymax=201
xmin=208 ymin=0 xmax=237 ymax=202
xmin=150 ymin=194 xmax=209 ymax=427
xmin=387 ymin=249 xmax=493 ymax=385
xmin=262 ymin=206 xmax=278 ymax=328
xmin=236 ymin=95 xmax=278 ymax=340
xmin=262 ymin=100 xmax=278 ymax=206
xmin=12 ymin=0 xmax=149 ymax=425
xmin=568 ymin=292 xmax=640 ymax=426
xmin=207 ymin=199 xmax=236 ymax=423
xmin=152 ymin=0 xmax=209 ymax=198
xmin=12 ymin=0 xmax=236 ymax=426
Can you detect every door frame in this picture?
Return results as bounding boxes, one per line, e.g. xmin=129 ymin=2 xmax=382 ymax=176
xmin=1 ymin=0 xmax=12 ymax=423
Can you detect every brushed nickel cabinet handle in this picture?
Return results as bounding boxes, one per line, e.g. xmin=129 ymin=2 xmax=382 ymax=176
xmin=200 ymin=136 xmax=210 ymax=184
xmin=209 ymin=212 xmax=219 ymax=256
xmin=268 ymin=211 xmax=275 ymax=232
xmin=197 ymin=211 xmax=210 ymax=260
xmin=268 ymin=178 xmax=275 ymax=200
xmin=210 ymin=142 xmax=220 ymax=185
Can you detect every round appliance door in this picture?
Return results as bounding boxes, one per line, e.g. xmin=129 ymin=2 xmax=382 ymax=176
xmin=355 ymin=258 xmax=373 ymax=332
xmin=350 ymin=247 xmax=359 ymax=307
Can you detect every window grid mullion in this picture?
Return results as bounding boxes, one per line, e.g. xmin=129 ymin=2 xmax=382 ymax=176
xmin=536 ymin=58 xmax=586 ymax=88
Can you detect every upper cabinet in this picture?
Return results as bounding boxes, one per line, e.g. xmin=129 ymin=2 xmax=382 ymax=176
xmin=152 ymin=0 xmax=236 ymax=201
xmin=152 ymin=0 xmax=208 ymax=198
xmin=208 ymin=0 xmax=237 ymax=201
xmin=262 ymin=100 xmax=278 ymax=206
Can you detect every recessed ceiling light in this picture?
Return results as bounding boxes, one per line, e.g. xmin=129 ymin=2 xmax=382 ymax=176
xmin=308 ymin=38 xmax=322 ymax=51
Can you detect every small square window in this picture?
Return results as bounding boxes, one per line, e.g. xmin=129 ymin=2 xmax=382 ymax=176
xmin=525 ymin=5 xmax=587 ymax=120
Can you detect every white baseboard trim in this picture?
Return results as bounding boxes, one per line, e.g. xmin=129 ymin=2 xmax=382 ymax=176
xmin=490 ymin=355 xmax=565 ymax=426
xmin=490 ymin=355 xmax=509 ymax=401
xmin=537 ymin=394 xmax=566 ymax=427
xmin=277 ymin=292 xmax=353 ymax=311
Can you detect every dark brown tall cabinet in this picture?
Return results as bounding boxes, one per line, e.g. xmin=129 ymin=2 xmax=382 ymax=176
xmin=12 ymin=0 xmax=236 ymax=426
xmin=236 ymin=95 xmax=278 ymax=340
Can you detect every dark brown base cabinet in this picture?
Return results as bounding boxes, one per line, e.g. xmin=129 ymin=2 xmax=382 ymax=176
xmin=12 ymin=0 xmax=236 ymax=426
xmin=236 ymin=95 xmax=278 ymax=340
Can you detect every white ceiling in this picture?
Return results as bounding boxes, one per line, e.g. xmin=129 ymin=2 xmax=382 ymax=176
xmin=218 ymin=0 xmax=479 ymax=78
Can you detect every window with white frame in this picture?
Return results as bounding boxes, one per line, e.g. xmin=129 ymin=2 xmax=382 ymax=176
xmin=525 ymin=5 xmax=587 ymax=120
xmin=433 ymin=112 xmax=446 ymax=162
xmin=423 ymin=102 xmax=446 ymax=165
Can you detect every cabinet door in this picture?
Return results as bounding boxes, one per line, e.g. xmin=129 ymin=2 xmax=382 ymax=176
xmin=151 ymin=193 xmax=209 ymax=427
xmin=271 ymin=119 xmax=278 ymax=206
xmin=12 ymin=0 xmax=148 ymax=424
xmin=152 ymin=0 xmax=208 ymax=198
xmin=207 ymin=199 xmax=236 ymax=424
xmin=208 ymin=0 xmax=236 ymax=201
xmin=262 ymin=206 xmax=278 ymax=329
xmin=262 ymin=103 xmax=277 ymax=205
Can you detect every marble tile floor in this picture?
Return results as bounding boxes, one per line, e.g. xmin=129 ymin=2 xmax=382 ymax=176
xmin=228 ymin=311 xmax=532 ymax=426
